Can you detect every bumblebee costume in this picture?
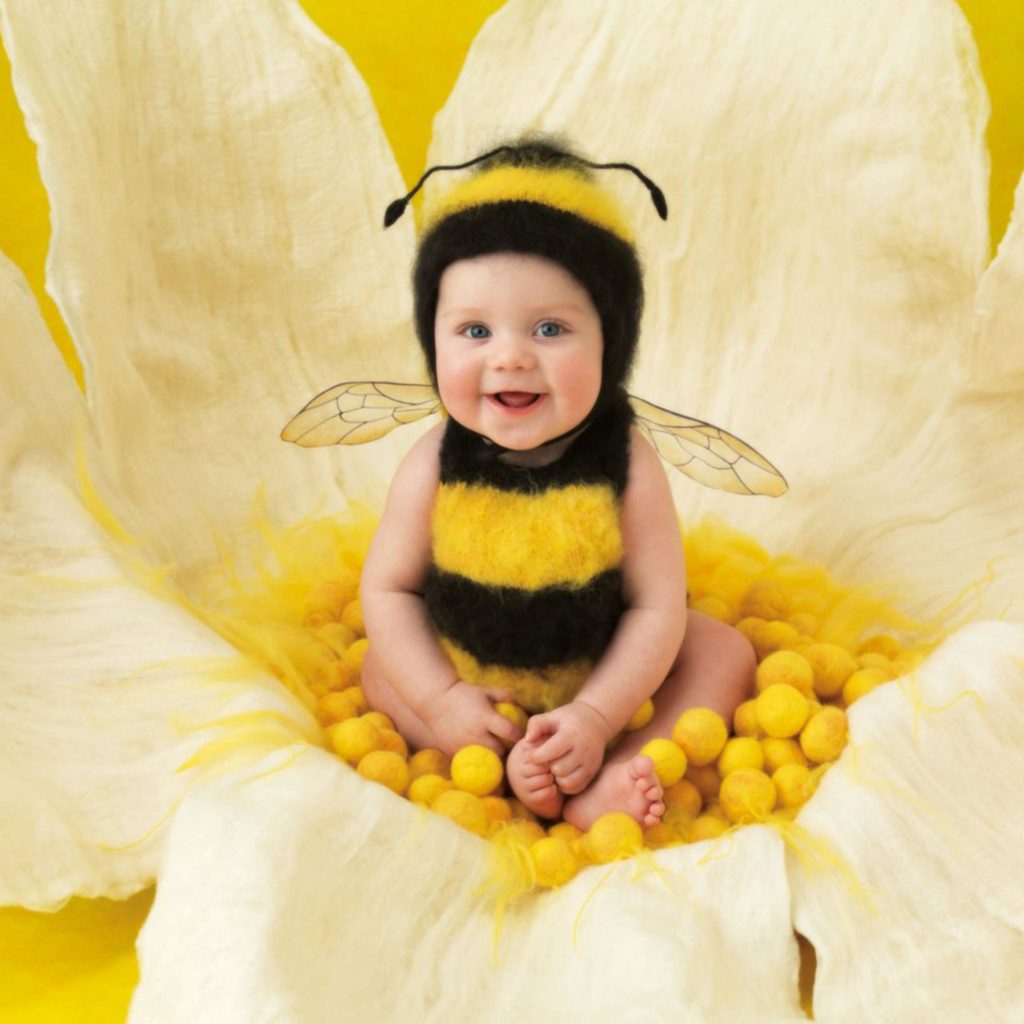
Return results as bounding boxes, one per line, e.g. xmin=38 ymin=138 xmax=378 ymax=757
xmin=281 ymin=134 xmax=786 ymax=709
xmin=425 ymin=391 xmax=634 ymax=713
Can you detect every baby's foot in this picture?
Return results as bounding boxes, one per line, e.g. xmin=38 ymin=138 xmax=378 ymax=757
xmin=562 ymin=755 xmax=665 ymax=832
xmin=506 ymin=738 xmax=565 ymax=820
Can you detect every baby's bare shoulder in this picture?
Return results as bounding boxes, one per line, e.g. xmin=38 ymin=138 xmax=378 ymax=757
xmin=625 ymin=424 xmax=669 ymax=493
xmin=363 ymin=423 xmax=444 ymax=592
xmin=388 ymin=422 xmax=444 ymax=497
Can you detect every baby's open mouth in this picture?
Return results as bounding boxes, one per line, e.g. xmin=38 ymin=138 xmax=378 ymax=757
xmin=492 ymin=392 xmax=542 ymax=409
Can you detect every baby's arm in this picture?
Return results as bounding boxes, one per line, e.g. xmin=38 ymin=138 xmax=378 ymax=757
xmin=528 ymin=427 xmax=688 ymax=790
xmin=361 ymin=424 xmax=523 ymax=756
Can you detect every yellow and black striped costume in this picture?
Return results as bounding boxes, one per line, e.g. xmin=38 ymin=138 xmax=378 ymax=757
xmin=424 ymin=394 xmax=634 ymax=713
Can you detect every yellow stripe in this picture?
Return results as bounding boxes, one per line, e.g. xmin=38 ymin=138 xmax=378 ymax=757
xmin=432 ymin=481 xmax=622 ymax=589
xmin=440 ymin=638 xmax=591 ymax=713
xmin=422 ymin=165 xmax=634 ymax=243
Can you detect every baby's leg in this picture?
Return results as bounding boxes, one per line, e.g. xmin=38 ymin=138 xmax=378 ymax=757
xmin=360 ymin=646 xmax=444 ymax=753
xmin=563 ymin=610 xmax=756 ymax=831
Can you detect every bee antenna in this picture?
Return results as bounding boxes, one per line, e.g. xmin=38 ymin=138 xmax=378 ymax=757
xmin=580 ymin=159 xmax=668 ymax=220
xmin=383 ymin=147 xmax=668 ymax=226
xmin=383 ymin=146 xmax=513 ymax=228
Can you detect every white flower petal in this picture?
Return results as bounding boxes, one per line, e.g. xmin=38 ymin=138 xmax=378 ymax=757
xmin=790 ymin=622 xmax=1024 ymax=1021
xmin=131 ymin=749 xmax=806 ymax=1022
xmin=0 ymin=253 xmax=317 ymax=909
xmin=1 ymin=0 xmax=419 ymax=578
xmin=431 ymin=0 xmax=1007 ymax=614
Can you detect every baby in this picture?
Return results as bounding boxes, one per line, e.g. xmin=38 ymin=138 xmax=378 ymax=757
xmin=360 ymin=139 xmax=755 ymax=830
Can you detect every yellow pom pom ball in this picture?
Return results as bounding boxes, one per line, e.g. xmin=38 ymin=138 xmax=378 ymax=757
xmin=685 ymin=763 xmax=722 ymax=800
xmin=755 ymin=650 xmax=815 ymax=699
xmin=755 ymin=683 xmax=811 ymax=739
xmin=376 ymin=728 xmax=409 ymax=758
xmin=450 ymin=744 xmax=504 ymax=797
xmin=733 ymin=699 xmax=762 ymax=738
xmin=772 ymin=763 xmax=817 ymax=809
xmin=356 ymin=750 xmax=409 ymax=795
xmin=760 ymin=737 xmax=808 ymax=773
xmin=717 ymin=736 xmax=764 ymax=777
xmin=547 ymin=821 xmax=583 ymax=843
xmin=858 ymin=634 xmax=902 ymax=658
xmin=672 ymin=707 xmax=728 ymax=766
xmin=571 ymin=836 xmax=595 ymax=866
xmin=407 ymin=773 xmax=452 ymax=807
xmin=342 ymin=637 xmax=369 ymax=672
xmin=329 ymin=717 xmax=381 ymax=765
xmin=302 ymin=580 xmax=349 ymax=628
xmin=787 ymin=612 xmax=819 ymax=637
xmin=340 ymin=597 xmax=364 ymax=635
xmin=643 ymin=822 xmax=679 ymax=848
xmin=316 ymin=621 xmax=358 ymax=657
xmin=495 ymin=702 xmax=528 ymax=733
xmin=432 ymin=790 xmax=489 ymax=837
xmin=360 ymin=710 xmax=395 ymax=731
xmin=481 ymin=795 xmax=511 ymax=820
xmin=719 ymin=768 xmax=777 ymax=823
xmin=740 ymin=580 xmax=791 ymax=621
xmin=735 ymin=616 xmax=766 ymax=645
xmin=662 ymin=778 xmax=703 ymax=817
xmin=799 ymin=706 xmax=849 ymax=763
xmin=341 ymin=685 xmax=367 ymax=714
xmin=842 ymin=667 xmax=889 ymax=706
xmin=530 ymin=837 xmax=579 ymax=888
xmin=408 ymin=748 xmax=450 ymax=781
xmin=857 ymin=652 xmax=892 ymax=672
xmin=689 ymin=594 xmax=733 ymax=622
xmin=688 ymin=815 xmax=729 ymax=842
xmin=802 ymin=643 xmax=858 ymax=699
xmin=624 ymin=698 xmax=655 ymax=732
xmin=750 ymin=620 xmax=800 ymax=660
xmin=317 ymin=690 xmax=361 ymax=726
xmin=504 ymin=819 xmax=546 ymax=843
xmin=585 ymin=812 xmax=643 ymax=863
xmin=639 ymin=738 xmax=688 ymax=786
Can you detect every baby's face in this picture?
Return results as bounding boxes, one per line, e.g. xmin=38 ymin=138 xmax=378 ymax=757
xmin=434 ymin=252 xmax=602 ymax=450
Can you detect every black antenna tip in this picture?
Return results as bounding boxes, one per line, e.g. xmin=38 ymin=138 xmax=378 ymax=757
xmin=650 ymin=185 xmax=668 ymax=220
xmin=383 ymin=197 xmax=408 ymax=228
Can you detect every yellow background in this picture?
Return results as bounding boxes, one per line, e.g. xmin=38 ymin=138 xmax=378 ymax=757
xmin=0 ymin=1 xmax=1020 ymax=1020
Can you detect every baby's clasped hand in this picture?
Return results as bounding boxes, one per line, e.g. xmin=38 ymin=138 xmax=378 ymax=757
xmin=425 ymin=681 xmax=524 ymax=757
xmin=525 ymin=700 xmax=613 ymax=796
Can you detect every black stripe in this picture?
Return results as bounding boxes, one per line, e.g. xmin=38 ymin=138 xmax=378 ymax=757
xmin=424 ymin=566 xmax=625 ymax=670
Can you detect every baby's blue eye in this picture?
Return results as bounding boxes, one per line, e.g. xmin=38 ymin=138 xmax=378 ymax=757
xmin=466 ymin=324 xmax=490 ymax=339
xmin=538 ymin=322 xmax=563 ymax=338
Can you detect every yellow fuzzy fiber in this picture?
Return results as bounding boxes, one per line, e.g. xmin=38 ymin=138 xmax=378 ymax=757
xmin=431 ymin=481 xmax=622 ymax=589
xmin=423 ymin=164 xmax=636 ymax=242
xmin=440 ymin=637 xmax=592 ymax=713
xmin=175 ymin=501 xmax=947 ymax=902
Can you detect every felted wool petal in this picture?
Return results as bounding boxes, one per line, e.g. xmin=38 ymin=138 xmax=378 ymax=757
xmin=0 ymin=251 xmax=317 ymax=910
xmin=130 ymin=749 xmax=806 ymax=1023
xmin=0 ymin=0 xmax=420 ymax=584
xmin=430 ymin=0 xmax=1008 ymax=619
xmin=790 ymin=622 xmax=1024 ymax=1022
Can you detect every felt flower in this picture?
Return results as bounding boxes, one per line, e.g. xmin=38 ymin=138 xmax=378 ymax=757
xmin=2 ymin=0 xmax=1023 ymax=1020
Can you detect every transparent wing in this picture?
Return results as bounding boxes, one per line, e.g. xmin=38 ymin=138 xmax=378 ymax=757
xmin=281 ymin=381 xmax=441 ymax=447
xmin=629 ymin=395 xmax=788 ymax=497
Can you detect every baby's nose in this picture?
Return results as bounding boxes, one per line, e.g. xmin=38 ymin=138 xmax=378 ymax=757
xmin=489 ymin=334 xmax=537 ymax=370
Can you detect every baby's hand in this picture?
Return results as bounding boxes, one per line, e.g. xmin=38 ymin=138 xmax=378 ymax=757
xmin=525 ymin=701 xmax=612 ymax=795
xmin=426 ymin=681 xmax=524 ymax=757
